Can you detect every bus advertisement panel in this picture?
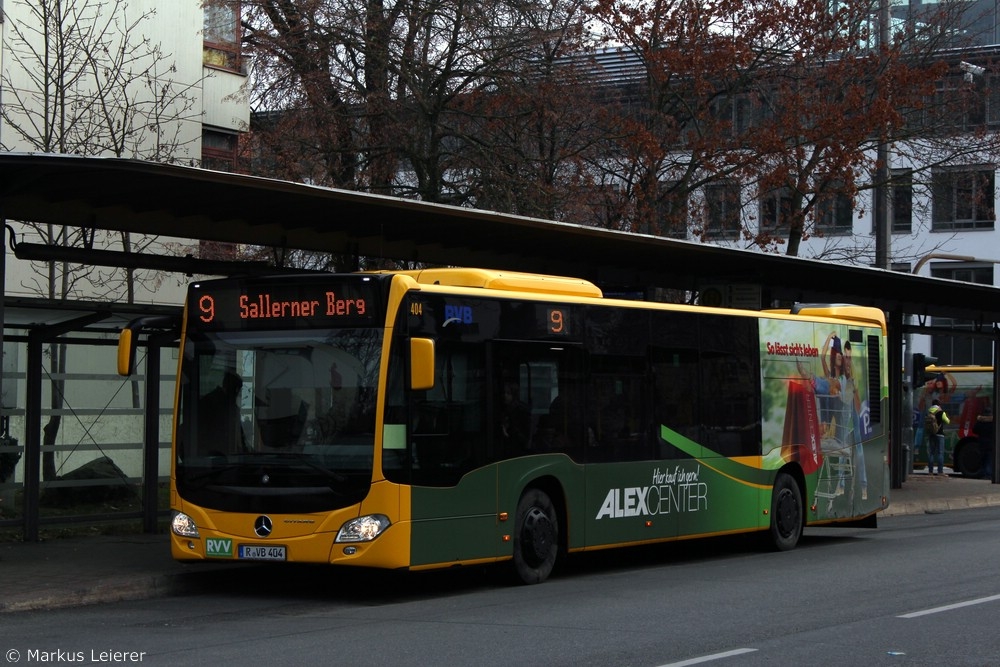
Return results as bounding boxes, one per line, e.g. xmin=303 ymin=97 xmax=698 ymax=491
xmin=121 ymin=269 xmax=890 ymax=584
xmin=760 ymin=320 xmax=887 ymax=520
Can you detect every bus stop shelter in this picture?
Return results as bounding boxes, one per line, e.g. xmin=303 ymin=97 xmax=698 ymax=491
xmin=1 ymin=153 xmax=1000 ymax=539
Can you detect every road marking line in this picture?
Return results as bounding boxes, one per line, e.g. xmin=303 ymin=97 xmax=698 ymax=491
xmin=899 ymin=594 xmax=1000 ymax=618
xmin=658 ymin=648 xmax=758 ymax=666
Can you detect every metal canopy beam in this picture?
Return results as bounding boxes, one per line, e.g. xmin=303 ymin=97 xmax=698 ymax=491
xmin=0 ymin=152 xmax=998 ymax=323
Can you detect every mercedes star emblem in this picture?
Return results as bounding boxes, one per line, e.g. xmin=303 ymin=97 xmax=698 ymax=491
xmin=254 ymin=515 xmax=273 ymax=537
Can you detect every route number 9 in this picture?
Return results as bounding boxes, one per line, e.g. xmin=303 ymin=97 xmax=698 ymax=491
xmin=548 ymin=308 xmax=567 ymax=335
xmin=199 ymin=295 xmax=215 ymax=323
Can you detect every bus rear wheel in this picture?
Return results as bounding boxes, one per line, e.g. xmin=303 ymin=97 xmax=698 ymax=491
xmin=768 ymin=472 xmax=803 ymax=551
xmin=512 ymin=488 xmax=559 ymax=584
xmin=953 ymin=441 xmax=983 ymax=477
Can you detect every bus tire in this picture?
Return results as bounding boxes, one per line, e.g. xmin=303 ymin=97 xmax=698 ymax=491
xmin=953 ymin=441 xmax=983 ymax=477
xmin=512 ymin=488 xmax=559 ymax=584
xmin=768 ymin=472 xmax=803 ymax=551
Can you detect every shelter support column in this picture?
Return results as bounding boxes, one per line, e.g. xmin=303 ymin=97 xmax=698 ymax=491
xmin=889 ymin=308 xmax=904 ymax=489
xmin=0 ymin=213 xmax=5 ymax=424
xmin=141 ymin=334 xmax=168 ymax=533
xmin=23 ymin=332 xmax=42 ymax=541
xmin=992 ymin=337 xmax=999 ymax=485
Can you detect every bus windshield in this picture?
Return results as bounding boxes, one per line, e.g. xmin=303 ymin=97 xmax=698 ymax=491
xmin=176 ymin=328 xmax=383 ymax=513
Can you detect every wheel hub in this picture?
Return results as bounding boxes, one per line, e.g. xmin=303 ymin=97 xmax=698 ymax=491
xmin=775 ymin=489 xmax=798 ymax=538
xmin=522 ymin=507 xmax=554 ymax=564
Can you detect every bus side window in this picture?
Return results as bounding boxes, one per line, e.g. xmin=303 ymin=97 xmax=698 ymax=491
xmin=491 ymin=343 xmax=585 ymax=461
xmin=536 ymin=368 xmax=587 ymax=457
xmin=588 ymin=355 xmax=649 ymax=462
xmin=498 ymin=376 xmax=532 ymax=455
xmin=698 ymin=315 xmax=760 ymax=458
xmin=382 ymin=343 xmax=410 ymax=481
xmin=409 ymin=342 xmax=485 ymax=486
xmin=650 ymin=348 xmax=699 ymax=459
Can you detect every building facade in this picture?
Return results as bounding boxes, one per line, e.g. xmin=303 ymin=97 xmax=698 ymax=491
xmin=0 ymin=0 xmax=249 ymax=304
xmin=0 ymin=0 xmax=248 ymax=535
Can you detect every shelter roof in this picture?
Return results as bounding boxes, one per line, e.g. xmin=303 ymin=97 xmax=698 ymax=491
xmin=0 ymin=152 xmax=996 ymax=325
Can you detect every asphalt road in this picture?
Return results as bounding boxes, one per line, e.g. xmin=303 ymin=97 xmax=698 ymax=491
xmin=4 ymin=505 xmax=1000 ymax=666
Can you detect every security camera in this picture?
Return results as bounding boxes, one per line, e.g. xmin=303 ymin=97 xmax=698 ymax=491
xmin=960 ymin=61 xmax=985 ymax=76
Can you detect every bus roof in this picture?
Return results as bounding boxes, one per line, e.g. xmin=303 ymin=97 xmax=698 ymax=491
xmin=371 ymin=268 xmax=891 ymax=330
xmin=926 ymin=365 xmax=994 ymax=373
xmin=370 ymin=268 xmax=887 ymax=331
xmin=765 ymin=304 xmax=886 ymax=331
xmin=376 ymin=268 xmax=604 ymax=298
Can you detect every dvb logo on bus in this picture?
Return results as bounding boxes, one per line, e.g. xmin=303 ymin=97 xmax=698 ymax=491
xmin=206 ymin=538 xmax=233 ymax=557
xmin=444 ymin=304 xmax=474 ymax=325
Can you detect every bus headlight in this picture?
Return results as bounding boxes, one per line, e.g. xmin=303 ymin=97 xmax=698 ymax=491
xmin=171 ymin=511 xmax=200 ymax=538
xmin=336 ymin=514 xmax=390 ymax=542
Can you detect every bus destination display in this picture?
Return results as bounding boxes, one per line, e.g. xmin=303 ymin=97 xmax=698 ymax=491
xmin=189 ymin=280 xmax=382 ymax=330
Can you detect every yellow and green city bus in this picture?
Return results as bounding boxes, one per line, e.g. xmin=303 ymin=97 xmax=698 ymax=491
xmin=913 ymin=365 xmax=994 ymax=476
xmin=119 ymin=268 xmax=890 ymax=584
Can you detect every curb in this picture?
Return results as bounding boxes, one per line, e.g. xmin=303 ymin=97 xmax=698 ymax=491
xmin=881 ymin=492 xmax=1000 ymax=517
xmin=0 ymin=573 xmax=189 ymax=614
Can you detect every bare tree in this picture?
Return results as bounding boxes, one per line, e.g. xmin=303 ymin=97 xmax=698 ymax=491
xmin=1 ymin=0 xmax=203 ymax=298
xmin=587 ymin=0 xmax=1000 ymax=261
xmin=243 ymin=0 xmax=567 ymax=201
xmin=1 ymin=0 xmax=203 ymax=478
xmin=449 ymin=0 xmax=610 ymax=220
xmin=243 ymin=0 xmax=1000 ymax=271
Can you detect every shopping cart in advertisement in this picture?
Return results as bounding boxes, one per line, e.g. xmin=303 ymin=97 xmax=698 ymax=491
xmin=813 ymin=391 xmax=854 ymax=508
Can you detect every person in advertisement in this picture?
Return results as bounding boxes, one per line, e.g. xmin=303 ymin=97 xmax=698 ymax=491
xmin=842 ymin=340 xmax=868 ymax=501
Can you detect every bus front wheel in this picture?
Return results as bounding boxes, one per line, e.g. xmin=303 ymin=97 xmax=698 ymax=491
xmin=768 ymin=472 xmax=803 ymax=551
xmin=512 ymin=488 xmax=559 ymax=584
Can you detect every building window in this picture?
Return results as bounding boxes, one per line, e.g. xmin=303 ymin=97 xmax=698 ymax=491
xmin=657 ymin=181 xmax=688 ymax=239
xmin=711 ymin=95 xmax=753 ymax=137
xmin=759 ymin=187 xmax=794 ymax=233
xmin=204 ymin=0 xmax=242 ymax=72
xmin=199 ymin=128 xmax=242 ymax=258
xmin=931 ymin=167 xmax=995 ymax=230
xmin=198 ymin=130 xmax=239 ymax=260
xmin=933 ymin=75 xmax=986 ymax=130
xmin=816 ymin=188 xmax=853 ymax=235
xmin=891 ymin=169 xmax=912 ymax=233
xmin=989 ymin=73 xmax=1000 ymax=127
xmin=704 ymin=182 xmax=741 ymax=239
xmin=930 ymin=264 xmax=994 ymax=365
xmin=202 ymin=129 xmax=238 ymax=172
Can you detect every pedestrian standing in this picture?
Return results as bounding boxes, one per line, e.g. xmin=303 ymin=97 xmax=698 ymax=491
xmin=926 ymin=399 xmax=950 ymax=476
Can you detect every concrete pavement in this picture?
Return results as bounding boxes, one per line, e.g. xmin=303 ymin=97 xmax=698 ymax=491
xmin=2 ymin=472 xmax=1000 ymax=613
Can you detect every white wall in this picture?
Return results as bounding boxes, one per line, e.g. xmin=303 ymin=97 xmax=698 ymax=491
xmin=0 ymin=0 xmax=248 ymax=306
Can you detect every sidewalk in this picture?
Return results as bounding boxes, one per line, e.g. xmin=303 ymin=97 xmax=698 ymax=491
xmin=3 ymin=473 xmax=1000 ymax=613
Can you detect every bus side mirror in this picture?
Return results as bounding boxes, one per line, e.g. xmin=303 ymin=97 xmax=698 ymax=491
xmin=410 ymin=338 xmax=435 ymax=391
xmin=118 ymin=328 xmax=137 ymax=376
xmin=117 ymin=315 xmax=180 ymax=377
